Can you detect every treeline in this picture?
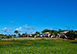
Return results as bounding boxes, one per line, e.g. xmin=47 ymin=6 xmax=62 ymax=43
xmin=0 ymin=34 xmax=16 ymax=39
xmin=0 ymin=29 xmax=77 ymax=40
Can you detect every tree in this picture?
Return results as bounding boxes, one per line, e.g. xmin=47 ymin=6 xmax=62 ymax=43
xmin=25 ymin=33 xmax=27 ymax=35
xmin=65 ymin=31 xmax=75 ymax=40
xmin=58 ymin=29 xmax=62 ymax=33
xmin=54 ymin=31 xmax=58 ymax=36
xmin=14 ymin=30 xmax=18 ymax=34
xmin=0 ymin=34 xmax=5 ymax=39
xmin=51 ymin=30 xmax=58 ymax=36
xmin=7 ymin=35 xmax=10 ymax=39
xmin=14 ymin=30 xmax=18 ymax=37
xmin=8 ymin=34 xmax=12 ymax=38
xmin=74 ymin=34 xmax=77 ymax=38
xmin=75 ymin=30 xmax=77 ymax=33
xmin=18 ymin=33 xmax=21 ymax=37
xmin=34 ymin=31 xmax=40 ymax=37
xmin=4 ymin=34 xmax=7 ymax=38
xmin=42 ymin=29 xmax=52 ymax=33
xmin=22 ymin=33 xmax=25 ymax=37
xmin=13 ymin=35 xmax=16 ymax=38
xmin=35 ymin=31 xmax=40 ymax=35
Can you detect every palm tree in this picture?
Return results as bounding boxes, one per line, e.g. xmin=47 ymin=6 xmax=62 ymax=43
xmin=18 ymin=33 xmax=21 ymax=37
xmin=14 ymin=30 xmax=18 ymax=37
xmin=58 ymin=29 xmax=62 ymax=33
xmin=14 ymin=30 xmax=18 ymax=34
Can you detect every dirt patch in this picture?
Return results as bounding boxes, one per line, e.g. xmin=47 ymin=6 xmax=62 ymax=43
xmin=0 ymin=42 xmax=14 ymax=45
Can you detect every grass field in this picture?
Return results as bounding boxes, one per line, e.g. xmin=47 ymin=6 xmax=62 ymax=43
xmin=0 ymin=38 xmax=77 ymax=54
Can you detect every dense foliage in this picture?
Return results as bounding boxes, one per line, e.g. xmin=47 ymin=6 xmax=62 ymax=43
xmin=66 ymin=31 xmax=77 ymax=40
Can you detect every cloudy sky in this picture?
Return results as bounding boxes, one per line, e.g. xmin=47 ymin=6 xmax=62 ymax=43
xmin=0 ymin=0 xmax=77 ymax=34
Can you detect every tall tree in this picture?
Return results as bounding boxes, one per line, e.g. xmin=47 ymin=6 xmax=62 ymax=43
xmin=14 ymin=30 xmax=18 ymax=37
xmin=51 ymin=30 xmax=58 ymax=36
xmin=18 ymin=33 xmax=21 ymax=37
xmin=35 ymin=31 xmax=40 ymax=35
xmin=14 ymin=30 xmax=18 ymax=34
xmin=58 ymin=29 xmax=62 ymax=33
xmin=42 ymin=29 xmax=52 ymax=33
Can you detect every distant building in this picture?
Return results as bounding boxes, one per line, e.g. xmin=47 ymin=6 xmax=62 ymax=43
xmin=59 ymin=31 xmax=69 ymax=38
xmin=43 ymin=32 xmax=51 ymax=37
xmin=60 ymin=31 xmax=69 ymax=34
xmin=27 ymin=32 xmax=35 ymax=37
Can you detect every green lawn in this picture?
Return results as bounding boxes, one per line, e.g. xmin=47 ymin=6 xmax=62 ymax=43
xmin=0 ymin=38 xmax=77 ymax=54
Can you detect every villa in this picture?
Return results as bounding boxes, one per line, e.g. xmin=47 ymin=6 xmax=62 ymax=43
xmin=59 ymin=31 xmax=69 ymax=38
xmin=27 ymin=32 xmax=35 ymax=37
xmin=43 ymin=32 xmax=51 ymax=37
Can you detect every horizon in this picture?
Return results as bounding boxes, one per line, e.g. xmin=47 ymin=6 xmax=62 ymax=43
xmin=0 ymin=0 xmax=77 ymax=34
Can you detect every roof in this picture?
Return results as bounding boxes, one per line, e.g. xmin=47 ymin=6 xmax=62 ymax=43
xmin=43 ymin=32 xmax=50 ymax=34
xmin=27 ymin=32 xmax=35 ymax=35
xmin=61 ymin=31 xmax=69 ymax=33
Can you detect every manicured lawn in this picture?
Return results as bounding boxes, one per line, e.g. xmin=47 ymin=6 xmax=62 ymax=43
xmin=0 ymin=38 xmax=77 ymax=54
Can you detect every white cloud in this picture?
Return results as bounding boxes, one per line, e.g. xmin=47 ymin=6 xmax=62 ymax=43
xmin=11 ymin=21 xmax=19 ymax=24
xmin=2 ymin=27 xmax=11 ymax=33
xmin=23 ymin=25 xmax=36 ymax=30
xmin=31 ymin=26 xmax=36 ymax=30
xmin=53 ymin=27 xmax=59 ymax=29
xmin=23 ymin=25 xmax=31 ymax=30
xmin=16 ymin=27 xmax=23 ymax=32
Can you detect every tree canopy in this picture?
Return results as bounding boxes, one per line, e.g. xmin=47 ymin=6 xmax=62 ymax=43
xmin=14 ymin=30 xmax=18 ymax=34
xmin=35 ymin=31 xmax=40 ymax=35
xmin=42 ymin=29 xmax=52 ymax=33
xmin=65 ymin=31 xmax=75 ymax=40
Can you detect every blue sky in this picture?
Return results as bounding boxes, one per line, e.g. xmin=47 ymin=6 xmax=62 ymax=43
xmin=0 ymin=0 xmax=77 ymax=34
